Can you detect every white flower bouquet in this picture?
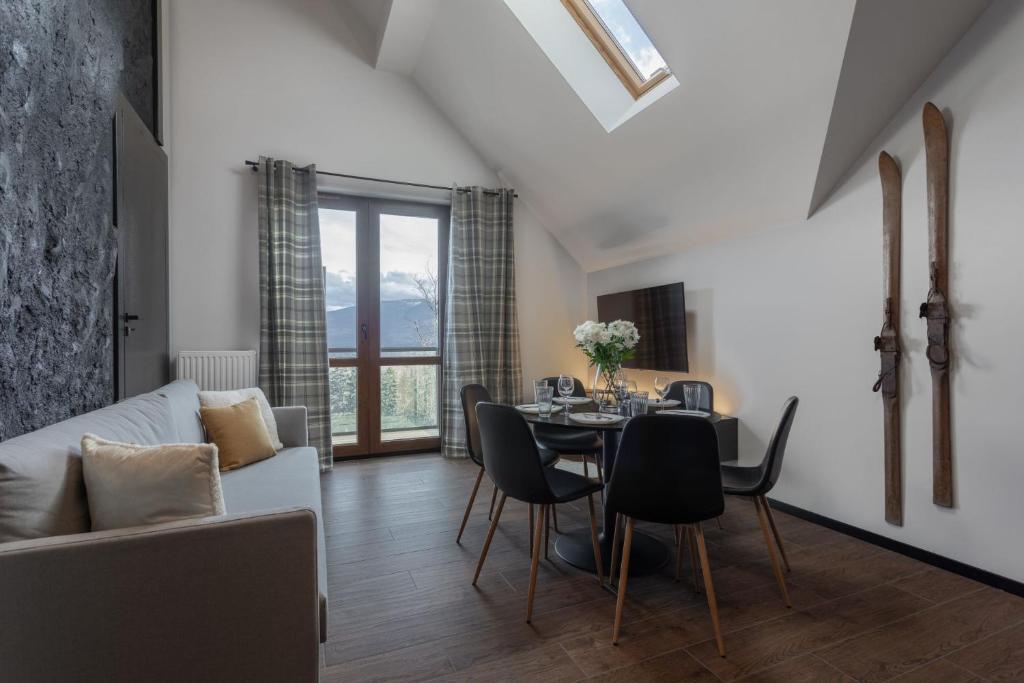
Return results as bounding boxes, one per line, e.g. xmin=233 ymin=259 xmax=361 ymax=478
xmin=573 ymin=320 xmax=640 ymax=403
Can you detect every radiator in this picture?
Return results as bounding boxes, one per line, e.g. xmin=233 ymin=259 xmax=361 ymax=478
xmin=177 ymin=350 xmax=258 ymax=391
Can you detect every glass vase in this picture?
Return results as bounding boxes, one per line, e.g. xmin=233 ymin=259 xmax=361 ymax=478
xmin=592 ymin=364 xmax=621 ymax=412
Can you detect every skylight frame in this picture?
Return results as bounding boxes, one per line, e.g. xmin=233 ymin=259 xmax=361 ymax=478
xmin=561 ymin=0 xmax=670 ymax=100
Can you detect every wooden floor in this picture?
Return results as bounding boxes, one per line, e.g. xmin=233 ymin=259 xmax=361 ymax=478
xmin=318 ymin=454 xmax=1024 ymax=682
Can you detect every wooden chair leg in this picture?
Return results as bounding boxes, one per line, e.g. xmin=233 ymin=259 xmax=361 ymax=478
xmin=586 ymin=494 xmax=604 ymax=585
xmin=457 ymin=468 xmax=485 ymax=544
xmin=529 ymin=504 xmax=534 ymax=549
xmin=675 ymin=524 xmax=685 ymax=582
xmin=688 ymin=526 xmax=701 ymax=593
xmin=526 ymin=504 xmax=546 ymax=623
xmin=612 ymin=517 xmax=635 ymax=645
xmin=693 ymin=523 xmax=725 ymax=657
xmin=473 ymin=493 xmax=506 ymax=585
xmin=609 ymin=513 xmax=622 ymax=587
xmin=488 ymin=484 xmax=498 ymax=521
xmin=754 ymin=496 xmax=791 ymax=607
xmin=545 ymin=504 xmax=551 ymax=560
xmin=760 ymin=496 xmax=790 ymax=572
xmin=552 ymin=504 xmax=561 ymax=534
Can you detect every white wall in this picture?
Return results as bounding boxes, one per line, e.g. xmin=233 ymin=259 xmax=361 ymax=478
xmin=167 ymin=0 xmax=585 ymax=389
xmin=588 ymin=0 xmax=1024 ymax=582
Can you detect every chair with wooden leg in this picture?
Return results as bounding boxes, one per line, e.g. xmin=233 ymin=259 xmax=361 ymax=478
xmin=534 ymin=376 xmax=604 ymax=485
xmin=719 ymin=396 xmax=799 ymax=607
xmin=606 ymin=414 xmax=727 ymax=656
xmin=457 ymin=384 xmax=558 ymax=544
xmin=471 ymin=402 xmax=604 ymax=623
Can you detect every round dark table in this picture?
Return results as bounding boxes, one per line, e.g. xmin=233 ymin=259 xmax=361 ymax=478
xmin=521 ymin=402 xmax=732 ymax=577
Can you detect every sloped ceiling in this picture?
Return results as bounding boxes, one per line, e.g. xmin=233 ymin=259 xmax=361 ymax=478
xmin=336 ymin=0 xmax=992 ymax=272
xmin=414 ymin=0 xmax=855 ymax=271
xmin=809 ymin=0 xmax=990 ymax=216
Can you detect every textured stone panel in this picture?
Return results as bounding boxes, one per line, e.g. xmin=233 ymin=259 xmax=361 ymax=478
xmin=0 ymin=0 xmax=155 ymax=440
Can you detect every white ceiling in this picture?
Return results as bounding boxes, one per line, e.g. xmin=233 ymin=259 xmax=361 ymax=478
xmin=335 ymin=0 xmax=992 ymax=273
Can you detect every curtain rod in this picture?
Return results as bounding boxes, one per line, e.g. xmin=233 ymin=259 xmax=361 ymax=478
xmin=244 ymin=160 xmax=517 ymax=198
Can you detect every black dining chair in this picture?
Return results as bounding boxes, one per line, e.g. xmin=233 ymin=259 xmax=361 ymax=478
xmin=534 ymin=376 xmax=604 ymax=482
xmin=472 ymin=402 xmax=604 ymax=623
xmin=606 ymin=414 xmax=726 ymax=656
xmin=457 ymin=384 xmax=559 ymax=544
xmin=720 ymin=396 xmax=799 ymax=608
xmin=665 ymin=380 xmax=714 ymax=412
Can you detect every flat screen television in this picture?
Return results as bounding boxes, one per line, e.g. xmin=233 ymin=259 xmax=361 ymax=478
xmin=597 ymin=282 xmax=688 ymax=372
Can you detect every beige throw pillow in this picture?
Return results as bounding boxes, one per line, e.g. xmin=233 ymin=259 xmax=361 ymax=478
xmin=198 ymin=388 xmax=284 ymax=450
xmin=81 ymin=434 xmax=226 ymax=531
xmin=199 ymin=398 xmax=277 ymax=471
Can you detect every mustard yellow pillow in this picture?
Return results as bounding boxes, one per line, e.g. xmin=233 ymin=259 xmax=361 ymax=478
xmin=199 ymin=398 xmax=276 ymax=471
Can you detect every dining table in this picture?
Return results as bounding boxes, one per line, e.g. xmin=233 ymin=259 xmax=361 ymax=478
xmin=520 ymin=400 xmax=737 ymax=577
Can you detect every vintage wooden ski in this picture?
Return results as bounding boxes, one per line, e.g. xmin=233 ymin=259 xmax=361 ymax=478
xmin=920 ymin=102 xmax=953 ymax=508
xmin=874 ymin=151 xmax=902 ymax=525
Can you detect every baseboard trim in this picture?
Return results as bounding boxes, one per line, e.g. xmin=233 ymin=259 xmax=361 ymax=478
xmin=766 ymin=498 xmax=1024 ymax=599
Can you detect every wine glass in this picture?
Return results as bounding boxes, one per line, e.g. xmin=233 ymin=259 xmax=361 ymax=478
xmin=653 ymin=376 xmax=671 ymax=401
xmin=557 ymin=374 xmax=574 ymax=402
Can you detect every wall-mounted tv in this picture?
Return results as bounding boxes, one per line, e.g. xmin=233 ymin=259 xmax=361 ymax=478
xmin=597 ymin=282 xmax=688 ymax=372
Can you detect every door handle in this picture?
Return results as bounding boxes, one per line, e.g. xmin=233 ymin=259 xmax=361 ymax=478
xmin=124 ymin=314 xmax=140 ymax=321
xmin=360 ymin=323 xmax=369 ymax=341
xmin=124 ymin=324 xmax=136 ymax=337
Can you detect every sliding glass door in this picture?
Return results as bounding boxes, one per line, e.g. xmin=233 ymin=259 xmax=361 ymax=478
xmin=319 ymin=195 xmax=448 ymax=458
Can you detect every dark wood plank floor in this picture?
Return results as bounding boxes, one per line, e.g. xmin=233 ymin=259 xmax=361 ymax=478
xmin=318 ymin=454 xmax=1024 ymax=682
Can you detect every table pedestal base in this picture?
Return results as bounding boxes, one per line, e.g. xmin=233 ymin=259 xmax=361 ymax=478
xmin=554 ymin=528 xmax=670 ymax=576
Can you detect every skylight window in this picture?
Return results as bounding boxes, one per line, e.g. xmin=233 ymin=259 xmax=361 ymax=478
xmin=562 ymin=0 xmax=670 ymax=99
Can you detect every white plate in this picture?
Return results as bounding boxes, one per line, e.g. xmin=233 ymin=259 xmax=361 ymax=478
xmin=568 ymin=412 xmax=625 ymax=425
xmin=554 ymin=396 xmax=591 ymax=405
xmin=648 ymin=398 xmax=681 ymax=408
xmin=516 ymin=403 xmax=565 ymax=414
xmin=658 ymin=409 xmax=711 ymax=417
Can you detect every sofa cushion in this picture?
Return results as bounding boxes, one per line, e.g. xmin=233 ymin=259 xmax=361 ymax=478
xmin=198 ymin=388 xmax=284 ymax=450
xmin=0 ymin=392 xmax=178 ymax=543
xmin=199 ymin=398 xmax=276 ymax=471
xmin=156 ymin=380 xmax=205 ymax=443
xmin=81 ymin=434 xmax=226 ymax=531
xmin=219 ymin=447 xmax=327 ymax=604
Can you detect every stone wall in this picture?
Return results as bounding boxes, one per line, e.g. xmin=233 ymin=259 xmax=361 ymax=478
xmin=0 ymin=0 xmax=155 ymax=439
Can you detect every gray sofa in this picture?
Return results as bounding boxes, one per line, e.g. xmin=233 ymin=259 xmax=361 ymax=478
xmin=0 ymin=380 xmax=327 ymax=683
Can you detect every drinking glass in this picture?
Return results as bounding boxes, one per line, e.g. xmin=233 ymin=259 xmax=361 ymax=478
xmin=534 ymin=379 xmax=548 ymax=404
xmin=683 ymin=384 xmax=703 ymax=411
xmin=653 ymin=376 xmax=671 ymax=400
xmin=557 ymin=374 xmax=574 ymax=400
xmin=536 ymin=385 xmax=554 ymax=417
xmin=630 ymin=391 xmax=649 ymax=416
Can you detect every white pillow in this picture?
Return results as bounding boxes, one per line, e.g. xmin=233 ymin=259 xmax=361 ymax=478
xmin=81 ymin=434 xmax=226 ymax=531
xmin=198 ymin=388 xmax=284 ymax=451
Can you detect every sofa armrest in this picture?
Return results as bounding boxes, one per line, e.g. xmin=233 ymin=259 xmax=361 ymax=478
xmin=273 ymin=406 xmax=309 ymax=447
xmin=0 ymin=509 xmax=320 ymax=683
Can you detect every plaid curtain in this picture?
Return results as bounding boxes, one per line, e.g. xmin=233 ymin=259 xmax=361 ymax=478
xmin=256 ymin=157 xmax=332 ymax=471
xmin=440 ymin=187 xmax=522 ymax=458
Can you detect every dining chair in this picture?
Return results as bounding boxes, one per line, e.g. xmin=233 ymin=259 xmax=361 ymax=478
xmin=606 ymin=414 xmax=726 ymax=656
xmin=534 ymin=376 xmax=604 ymax=482
xmin=720 ymin=396 xmax=799 ymax=608
xmin=665 ymin=380 xmax=714 ymax=412
xmin=472 ymin=402 xmax=604 ymax=623
xmin=457 ymin=384 xmax=559 ymax=544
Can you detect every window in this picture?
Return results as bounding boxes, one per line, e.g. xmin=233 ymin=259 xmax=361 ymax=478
xmin=562 ymin=0 xmax=670 ymax=99
xmin=319 ymin=195 xmax=448 ymax=457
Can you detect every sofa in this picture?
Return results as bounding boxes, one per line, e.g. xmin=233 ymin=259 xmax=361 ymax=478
xmin=0 ymin=380 xmax=327 ymax=683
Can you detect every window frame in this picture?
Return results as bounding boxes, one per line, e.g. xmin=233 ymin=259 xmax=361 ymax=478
xmin=561 ymin=0 xmax=670 ymax=100
xmin=318 ymin=193 xmax=450 ymax=459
